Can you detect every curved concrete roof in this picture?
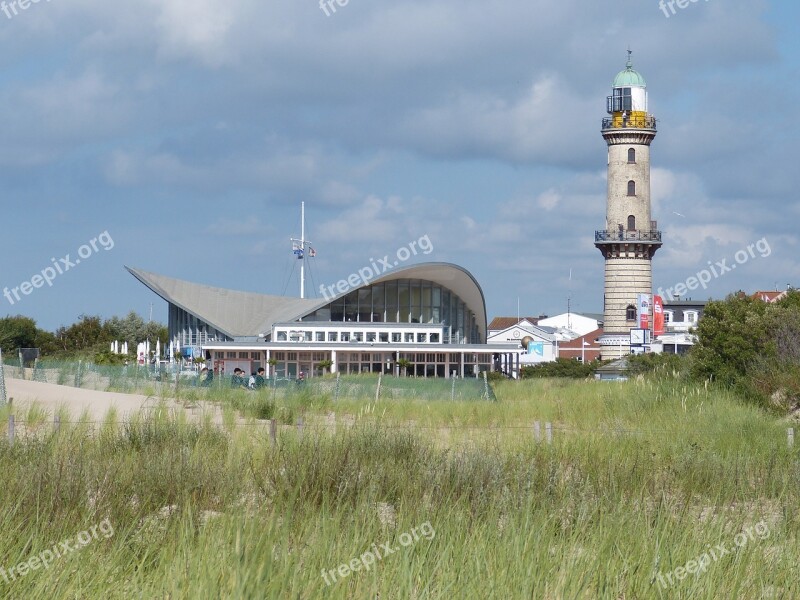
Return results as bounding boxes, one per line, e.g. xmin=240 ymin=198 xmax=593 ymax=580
xmin=127 ymin=262 xmax=488 ymax=341
xmin=126 ymin=267 xmax=319 ymax=338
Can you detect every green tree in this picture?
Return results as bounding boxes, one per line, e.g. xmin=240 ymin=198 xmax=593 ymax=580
xmin=54 ymin=315 xmax=113 ymax=354
xmin=690 ymin=290 xmax=800 ymax=411
xmin=0 ymin=315 xmax=39 ymax=354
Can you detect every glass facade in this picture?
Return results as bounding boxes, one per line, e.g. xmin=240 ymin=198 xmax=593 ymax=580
xmin=303 ymin=279 xmax=482 ymax=343
xmin=169 ymin=304 xmax=232 ymax=346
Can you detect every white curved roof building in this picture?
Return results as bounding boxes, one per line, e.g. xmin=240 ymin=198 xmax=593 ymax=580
xmin=128 ymin=263 xmax=524 ymax=379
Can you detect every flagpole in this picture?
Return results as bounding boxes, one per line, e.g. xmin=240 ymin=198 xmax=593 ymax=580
xmin=300 ymin=201 xmax=305 ymax=299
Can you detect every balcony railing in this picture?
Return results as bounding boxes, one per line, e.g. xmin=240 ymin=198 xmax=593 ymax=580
xmin=595 ymin=230 xmax=662 ymax=243
xmin=602 ymin=116 xmax=657 ymax=131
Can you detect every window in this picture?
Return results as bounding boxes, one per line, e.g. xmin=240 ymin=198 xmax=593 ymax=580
xmin=341 ymin=332 xmax=350 ymax=342
xmin=611 ymin=87 xmax=632 ymax=112
xmin=392 ymin=332 xmax=401 ymax=343
xmin=277 ymin=331 xmax=287 ymax=341
xmin=405 ymin=333 xmax=414 ymax=343
xmin=316 ymin=332 xmax=325 ymax=342
xmin=664 ymin=311 xmax=673 ymax=323
xmin=379 ymin=332 xmax=389 ymax=343
xmin=627 ymin=215 xmax=636 ymax=230
xmin=430 ymin=333 xmax=440 ymax=343
xmin=328 ymin=332 xmax=338 ymax=342
xmin=627 ymin=180 xmax=636 ymax=196
xmin=626 ymin=305 xmax=637 ymax=321
xmin=226 ymin=352 xmax=237 ymax=359
xmin=366 ymin=332 xmax=377 ymax=342
xmin=627 ymin=148 xmax=636 ymax=163
xmin=353 ymin=332 xmax=363 ymax=342
xmin=417 ymin=333 xmax=427 ymax=343
xmin=685 ymin=311 xmax=698 ymax=324
xmin=238 ymin=352 xmax=249 ymax=359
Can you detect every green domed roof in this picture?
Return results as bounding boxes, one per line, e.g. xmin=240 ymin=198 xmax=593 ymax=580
xmin=613 ymin=52 xmax=646 ymax=88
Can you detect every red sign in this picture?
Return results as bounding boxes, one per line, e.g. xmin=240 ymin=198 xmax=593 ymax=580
xmin=653 ymin=295 xmax=665 ymax=337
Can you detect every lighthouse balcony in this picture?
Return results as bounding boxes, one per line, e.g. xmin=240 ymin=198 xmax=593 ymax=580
xmin=601 ymin=115 xmax=657 ymax=131
xmin=595 ymin=230 xmax=662 ymax=244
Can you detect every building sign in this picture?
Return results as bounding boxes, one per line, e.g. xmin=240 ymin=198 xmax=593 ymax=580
xmin=630 ymin=328 xmax=649 ymax=347
xmin=528 ymin=342 xmax=544 ymax=357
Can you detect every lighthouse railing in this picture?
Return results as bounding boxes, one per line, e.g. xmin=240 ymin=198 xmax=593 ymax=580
xmin=594 ymin=230 xmax=662 ymax=243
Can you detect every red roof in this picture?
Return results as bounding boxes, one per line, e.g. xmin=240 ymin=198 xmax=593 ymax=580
xmin=752 ymin=291 xmax=787 ymax=303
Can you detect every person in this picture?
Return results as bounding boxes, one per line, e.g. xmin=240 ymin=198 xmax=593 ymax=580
xmin=254 ymin=368 xmax=267 ymax=389
xmin=199 ymin=367 xmax=213 ymax=387
xmin=231 ymin=368 xmax=248 ymax=389
xmin=248 ymin=372 xmax=256 ymax=390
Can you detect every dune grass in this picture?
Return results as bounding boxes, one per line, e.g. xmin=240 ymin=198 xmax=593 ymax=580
xmin=0 ymin=372 xmax=798 ymax=598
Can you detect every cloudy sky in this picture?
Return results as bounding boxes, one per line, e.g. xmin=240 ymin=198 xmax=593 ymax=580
xmin=1 ymin=0 xmax=798 ymax=330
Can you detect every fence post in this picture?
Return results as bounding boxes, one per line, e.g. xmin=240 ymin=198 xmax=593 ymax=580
xmin=451 ymin=376 xmax=456 ymax=401
xmin=74 ymin=360 xmax=83 ymax=388
xmin=269 ymin=419 xmax=277 ymax=446
xmin=54 ymin=414 xmax=61 ymax=434
xmin=334 ymin=372 xmax=341 ymax=402
xmin=789 ymin=428 xmax=795 ymax=449
xmin=0 ymin=349 xmax=7 ymax=407
xmin=8 ymin=415 xmax=14 ymax=447
xmin=375 ymin=374 xmax=382 ymax=402
xmin=297 ymin=417 xmax=304 ymax=439
xmin=533 ymin=421 xmax=541 ymax=443
xmin=545 ymin=422 xmax=553 ymax=445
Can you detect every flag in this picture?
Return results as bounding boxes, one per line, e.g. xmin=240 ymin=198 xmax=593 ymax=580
xmin=637 ymin=294 xmax=651 ymax=330
xmin=654 ymin=295 xmax=665 ymax=337
xmin=309 ymin=247 xmax=317 ymax=257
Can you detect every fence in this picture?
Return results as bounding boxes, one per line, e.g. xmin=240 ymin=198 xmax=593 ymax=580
xmin=4 ymin=359 xmax=495 ymax=403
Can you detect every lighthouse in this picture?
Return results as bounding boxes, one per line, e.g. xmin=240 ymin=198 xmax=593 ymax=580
xmin=595 ymin=51 xmax=661 ymax=360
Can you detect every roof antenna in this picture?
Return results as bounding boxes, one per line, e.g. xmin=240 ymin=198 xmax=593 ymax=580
xmin=627 ymin=46 xmax=633 ymax=68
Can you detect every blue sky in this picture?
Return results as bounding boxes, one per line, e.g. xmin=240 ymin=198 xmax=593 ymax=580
xmin=0 ymin=0 xmax=798 ymax=330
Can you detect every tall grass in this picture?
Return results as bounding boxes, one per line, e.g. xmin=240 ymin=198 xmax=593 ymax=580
xmin=1 ymin=375 xmax=798 ymax=598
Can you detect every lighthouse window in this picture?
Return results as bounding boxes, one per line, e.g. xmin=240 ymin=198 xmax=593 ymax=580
xmin=627 ymin=215 xmax=636 ymax=230
xmin=611 ymin=88 xmax=633 ymax=112
xmin=627 ymin=180 xmax=636 ymax=196
xmin=626 ymin=305 xmax=637 ymax=321
xmin=627 ymin=148 xmax=636 ymax=163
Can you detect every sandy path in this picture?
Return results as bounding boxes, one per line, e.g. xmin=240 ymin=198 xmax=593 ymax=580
xmin=4 ymin=376 xmax=225 ymax=424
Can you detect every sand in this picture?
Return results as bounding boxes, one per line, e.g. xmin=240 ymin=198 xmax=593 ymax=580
xmin=3 ymin=376 xmax=225 ymax=424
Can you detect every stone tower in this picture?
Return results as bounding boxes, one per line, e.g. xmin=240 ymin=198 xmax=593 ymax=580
xmin=595 ymin=52 xmax=661 ymax=360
